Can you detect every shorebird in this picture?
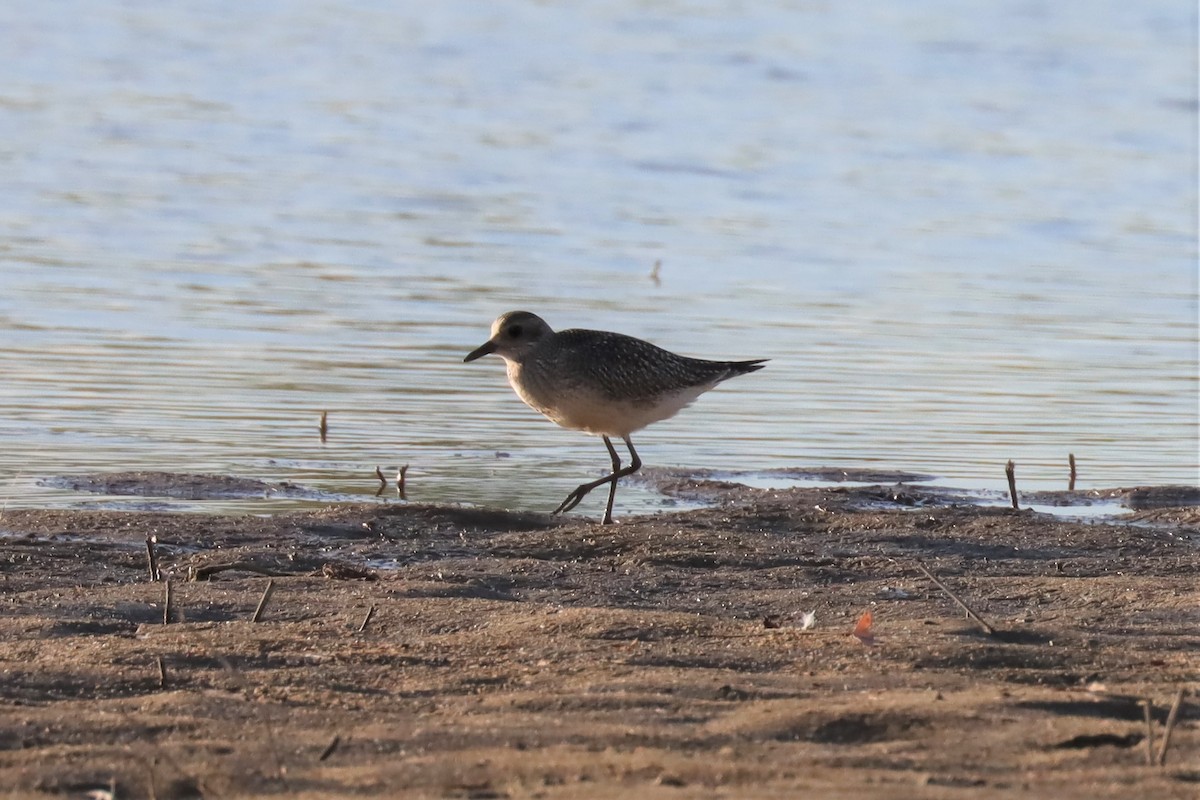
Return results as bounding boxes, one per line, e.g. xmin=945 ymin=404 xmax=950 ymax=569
xmin=464 ymin=311 xmax=766 ymax=524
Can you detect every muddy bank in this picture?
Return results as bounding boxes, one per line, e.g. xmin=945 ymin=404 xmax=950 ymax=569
xmin=0 ymin=476 xmax=1197 ymax=798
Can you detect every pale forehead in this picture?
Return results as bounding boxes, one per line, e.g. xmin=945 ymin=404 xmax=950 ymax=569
xmin=490 ymin=311 xmax=543 ymax=336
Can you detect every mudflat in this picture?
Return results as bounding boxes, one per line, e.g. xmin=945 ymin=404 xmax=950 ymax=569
xmin=1 ymin=474 xmax=1197 ymax=798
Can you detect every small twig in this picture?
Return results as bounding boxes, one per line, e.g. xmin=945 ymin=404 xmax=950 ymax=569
xmin=319 ymin=410 xmax=328 ymax=442
xmin=1140 ymin=699 xmax=1155 ymax=766
xmin=649 ymin=259 xmax=662 ymax=286
xmin=318 ymin=734 xmax=341 ymax=762
xmin=374 ymin=466 xmax=387 ymax=496
xmin=397 ymin=465 xmax=408 ymax=499
xmin=145 ymin=536 xmax=161 ymax=582
xmin=914 ymin=560 xmax=996 ymax=635
xmin=162 ymin=580 xmax=173 ymax=626
xmin=156 ymin=656 xmax=167 ymax=690
xmin=147 ymin=754 xmax=159 ymax=800
xmin=357 ymin=605 xmax=376 ymax=633
xmin=1156 ymin=688 xmax=1186 ymax=766
xmin=1068 ymin=453 xmax=1077 ymax=492
xmin=252 ymin=579 xmax=275 ymax=623
xmin=188 ymin=561 xmax=295 ymax=581
xmin=1005 ymin=460 xmax=1019 ymax=509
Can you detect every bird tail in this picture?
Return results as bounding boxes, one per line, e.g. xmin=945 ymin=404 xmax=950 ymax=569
xmin=729 ymin=359 xmax=768 ymax=376
xmin=716 ymin=359 xmax=767 ymax=384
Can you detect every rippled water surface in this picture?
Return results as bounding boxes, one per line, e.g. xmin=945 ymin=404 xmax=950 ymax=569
xmin=1 ymin=1 xmax=1196 ymax=514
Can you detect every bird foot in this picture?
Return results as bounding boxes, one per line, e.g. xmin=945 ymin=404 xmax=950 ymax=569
xmin=552 ymin=482 xmax=597 ymax=516
xmin=553 ymin=479 xmax=622 ymax=525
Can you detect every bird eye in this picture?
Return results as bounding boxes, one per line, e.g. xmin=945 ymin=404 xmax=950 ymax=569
xmin=508 ymin=324 xmax=523 ymax=338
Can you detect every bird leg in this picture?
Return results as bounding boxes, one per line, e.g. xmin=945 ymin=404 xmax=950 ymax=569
xmin=603 ymin=436 xmax=641 ymax=524
xmin=553 ymin=436 xmax=642 ymax=524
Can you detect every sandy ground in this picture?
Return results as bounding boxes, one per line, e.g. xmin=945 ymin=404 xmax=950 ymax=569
xmin=1 ymin=472 xmax=1197 ymax=799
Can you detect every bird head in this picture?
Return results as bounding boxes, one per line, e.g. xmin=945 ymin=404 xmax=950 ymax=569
xmin=464 ymin=311 xmax=554 ymax=363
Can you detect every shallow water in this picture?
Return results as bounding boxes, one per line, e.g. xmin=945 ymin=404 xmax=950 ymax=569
xmin=1 ymin=1 xmax=1196 ymax=515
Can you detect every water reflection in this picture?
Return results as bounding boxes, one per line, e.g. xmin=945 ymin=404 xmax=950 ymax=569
xmin=0 ymin=1 xmax=1195 ymax=513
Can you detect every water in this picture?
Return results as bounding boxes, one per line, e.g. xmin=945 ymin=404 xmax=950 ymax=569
xmin=1 ymin=1 xmax=1196 ymax=514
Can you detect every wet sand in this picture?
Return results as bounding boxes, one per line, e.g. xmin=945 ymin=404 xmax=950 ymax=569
xmin=1 ymin=473 xmax=1197 ymax=798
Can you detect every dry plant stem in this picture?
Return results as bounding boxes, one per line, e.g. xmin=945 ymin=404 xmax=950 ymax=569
xmin=318 ymin=734 xmax=341 ymax=762
xmin=914 ymin=560 xmax=996 ymax=635
xmin=374 ymin=466 xmax=387 ymax=496
xmin=397 ymin=465 xmax=408 ymax=498
xmin=1141 ymin=699 xmax=1155 ymax=766
xmin=357 ymin=605 xmax=376 ymax=633
xmin=145 ymin=536 xmax=160 ymax=582
xmin=1155 ymin=688 xmax=1186 ymax=766
xmin=252 ymin=579 xmax=276 ymax=623
xmin=156 ymin=656 xmax=167 ymax=690
xmin=146 ymin=755 xmax=159 ymax=800
xmin=1005 ymin=460 xmax=1018 ymax=509
xmin=1068 ymin=453 xmax=1077 ymax=491
xmin=319 ymin=410 xmax=328 ymax=442
xmin=162 ymin=580 xmax=173 ymax=625
xmin=188 ymin=561 xmax=294 ymax=581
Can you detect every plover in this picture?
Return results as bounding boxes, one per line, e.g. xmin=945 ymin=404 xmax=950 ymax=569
xmin=464 ymin=311 xmax=766 ymax=524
